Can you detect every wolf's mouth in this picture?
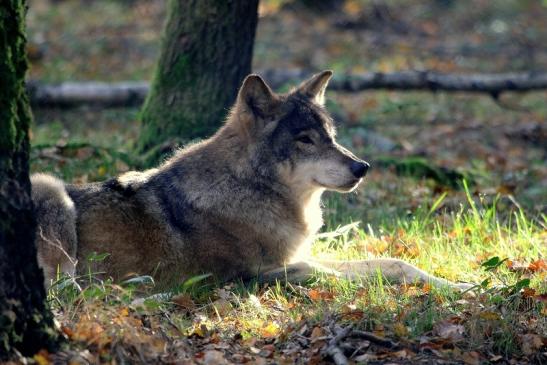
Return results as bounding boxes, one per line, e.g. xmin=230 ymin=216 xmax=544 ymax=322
xmin=314 ymin=178 xmax=362 ymax=192
xmin=338 ymin=178 xmax=363 ymax=192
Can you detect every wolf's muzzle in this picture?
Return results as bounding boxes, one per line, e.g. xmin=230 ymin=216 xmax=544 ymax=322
xmin=350 ymin=160 xmax=370 ymax=178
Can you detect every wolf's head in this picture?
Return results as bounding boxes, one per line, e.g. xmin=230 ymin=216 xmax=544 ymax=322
xmin=228 ymin=70 xmax=369 ymax=196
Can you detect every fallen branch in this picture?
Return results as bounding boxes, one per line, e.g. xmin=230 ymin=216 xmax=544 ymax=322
xmin=350 ymin=330 xmax=400 ymax=349
xmin=26 ymin=69 xmax=547 ymax=107
xmin=261 ymin=69 xmax=547 ymax=95
xmin=326 ymin=326 xmax=352 ymax=365
xmin=27 ymin=80 xmax=149 ymax=107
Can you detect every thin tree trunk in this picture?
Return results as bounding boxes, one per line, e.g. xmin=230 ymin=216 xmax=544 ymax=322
xmin=0 ymin=0 xmax=59 ymax=359
xmin=137 ymin=0 xmax=259 ymax=156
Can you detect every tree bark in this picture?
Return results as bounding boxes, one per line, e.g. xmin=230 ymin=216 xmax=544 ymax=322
xmin=26 ymin=70 xmax=547 ymax=107
xmin=0 ymin=0 xmax=59 ymax=359
xmin=137 ymin=0 xmax=259 ymax=155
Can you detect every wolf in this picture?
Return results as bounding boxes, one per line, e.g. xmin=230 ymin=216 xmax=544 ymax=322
xmin=32 ymin=71 xmax=472 ymax=291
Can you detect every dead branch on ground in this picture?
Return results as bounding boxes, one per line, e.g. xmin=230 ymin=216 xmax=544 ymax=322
xmin=27 ymin=70 xmax=547 ymax=107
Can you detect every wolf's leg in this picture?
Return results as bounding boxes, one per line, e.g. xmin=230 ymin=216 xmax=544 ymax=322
xmin=311 ymin=258 xmax=473 ymax=290
xmin=257 ymin=261 xmax=342 ymax=284
xmin=257 ymin=259 xmax=473 ymax=291
xmin=31 ymin=174 xmax=78 ymax=288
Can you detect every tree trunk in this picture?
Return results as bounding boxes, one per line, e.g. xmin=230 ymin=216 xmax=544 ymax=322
xmin=137 ymin=0 xmax=259 ymax=157
xmin=0 ymin=0 xmax=59 ymax=359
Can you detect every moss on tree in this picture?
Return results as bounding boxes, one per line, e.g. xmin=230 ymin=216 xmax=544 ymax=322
xmin=0 ymin=0 xmax=59 ymax=358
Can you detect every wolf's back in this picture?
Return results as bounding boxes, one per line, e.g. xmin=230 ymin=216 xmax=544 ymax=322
xmin=31 ymin=174 xmax=77 ymax=285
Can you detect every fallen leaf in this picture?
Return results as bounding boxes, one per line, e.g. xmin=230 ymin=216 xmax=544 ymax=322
xmin=33 ymin=350 xmax=51 ymax=365
xmin=341 ymin=304 xmax=364 ymax=320
xmin=310 ymin=326 xmax=324 ymax=341
xmin=172 ymin=293 xmax=196 ymax=311
xmin=97 ymin=166 xmax=107 ymax=177
xmin=392 ymin=348 xmax=414 ymax=359
xmin=433 ymin=320 xmax=465 ymax=341
xmin=522 ymin=287 xmax=536 ymax=298
xmin=393 ymin=322 xmax=409 ymax=338
xmin=231 ymin=353 xmax=250 ymax=363
xmin=401 ymin=284 xmax=423 ymax=297
xmin=373 ymin=324 xmax=385 ymax=338
xmin=507 ymin=259 xmax=547 ymax=273
xmin=462 ymin=351 xmax=480 ymax=365
xmin=308 ymin=289 xmax=334 ymax=301
xmin=479 ymin=311 xmax=501 ymax=321
xmin=202 ymin=350 xmax=228 ymax=365
xmin=192 ymin=324 xmax=208 ymax=338
xmin=61 ymin=325 xmax=74 ymax=338
xmin=529 ymin=259 xmax=547 ymax=272
xmin=259 ymin=344 xmax=275 ymax=358
xmin=75 ymin=146 xmax=94 ymax=159
xmin=248 ymin=294 xmax=262 ymax=308
xmin=249 ymin=358 xmax=267 ymax=365
xmin=73 ymin=320 xmax=106 ymax=345
xmin=115 ymin=159 xmax=129 ymax=172
xmin=520 ymin=333 xmax=544 ymax=355
xmin=260 ymin=322 xmax=280 ymax=338
xmin=212 ymin=298 xmax=232 ymax=317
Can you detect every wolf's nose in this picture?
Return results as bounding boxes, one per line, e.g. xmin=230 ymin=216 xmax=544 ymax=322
xmin=350 ymin=161 xmax=369 ymax=178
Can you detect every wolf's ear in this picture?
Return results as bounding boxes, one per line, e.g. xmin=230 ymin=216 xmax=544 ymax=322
xmin=237 ymin=74 xmax=279 ymax=118
xmin=295 ymin=70 xmax=333 ymax=106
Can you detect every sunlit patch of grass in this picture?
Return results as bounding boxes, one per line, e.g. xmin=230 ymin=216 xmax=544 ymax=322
xmin=316 ymin=183 xmax=545 ymax=286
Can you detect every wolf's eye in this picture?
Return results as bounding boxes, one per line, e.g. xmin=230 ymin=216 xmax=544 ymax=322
xmin=296 ymin=135 xmax=314 ymax=144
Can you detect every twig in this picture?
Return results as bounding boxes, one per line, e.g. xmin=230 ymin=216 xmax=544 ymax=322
xmin=326 ymin=325 xmax=352 ymax=365
xmin=350 ymin=330 xmax=400 ymax=349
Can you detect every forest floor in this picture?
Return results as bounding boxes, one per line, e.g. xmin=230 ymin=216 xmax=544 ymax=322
xmin=24 ymin=0 xmax=546 ymax=364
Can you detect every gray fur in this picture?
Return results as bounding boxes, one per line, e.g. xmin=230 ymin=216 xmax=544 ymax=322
xmin=31 ymin=174 xmax=78 ymax=286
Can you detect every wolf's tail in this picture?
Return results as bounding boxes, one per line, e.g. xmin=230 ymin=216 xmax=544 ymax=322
xmin=31 ymin=173 xmax=78 ymax=287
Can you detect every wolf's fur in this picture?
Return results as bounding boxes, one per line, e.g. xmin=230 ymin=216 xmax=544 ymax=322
xmin=33 ymin=71 xmax=471 ymax=290
xmin=32 ymin=173 xmax=78 ymax=282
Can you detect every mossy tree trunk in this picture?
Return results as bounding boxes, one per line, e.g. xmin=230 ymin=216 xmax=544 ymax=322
xmin=137 ymin=0 xmax=259 ymax=160
xmin=0 ymin=0 xmax=59 ymax=359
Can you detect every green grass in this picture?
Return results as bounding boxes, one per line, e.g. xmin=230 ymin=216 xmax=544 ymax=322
xmin=317 ymin=185 xmax=545 ymax=286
